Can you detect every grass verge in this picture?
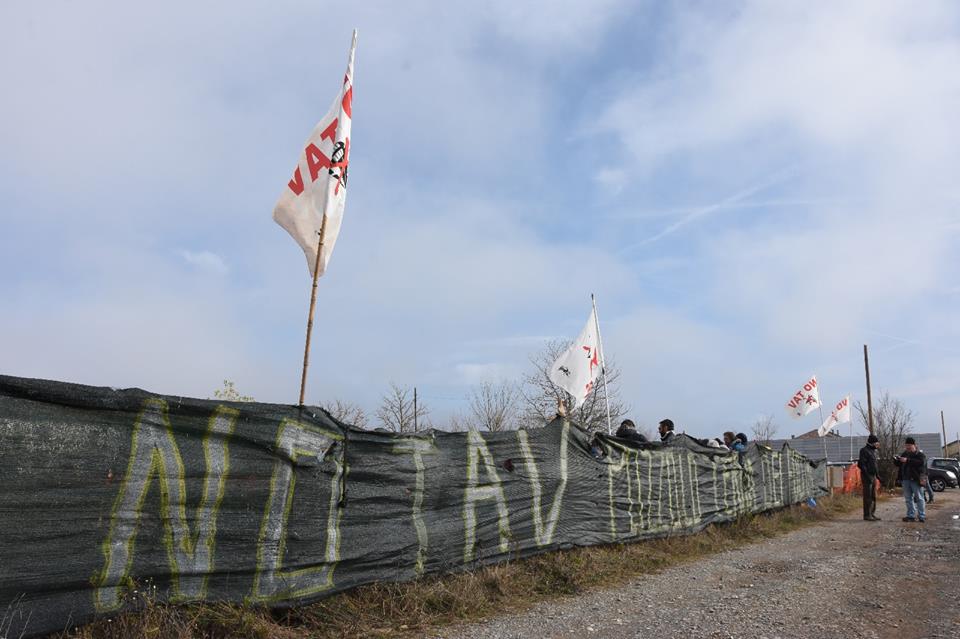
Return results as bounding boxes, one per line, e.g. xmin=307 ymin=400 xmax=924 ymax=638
xmin=61 ymin=494 xmax=860 ymax=639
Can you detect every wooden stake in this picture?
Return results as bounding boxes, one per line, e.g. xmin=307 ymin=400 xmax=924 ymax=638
xmin=298 ymin=215 xmax=330 ymax=406
xmin=863 ymin=344 xmax=874 ymax=435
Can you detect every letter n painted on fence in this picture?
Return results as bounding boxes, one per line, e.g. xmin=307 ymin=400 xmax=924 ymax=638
xmin=95 ymin=400 xmax=238 ymax=611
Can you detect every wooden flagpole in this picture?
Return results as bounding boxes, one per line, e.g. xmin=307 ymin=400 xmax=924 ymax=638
xmin=591 ymin=294 xmax=613 ymax=435
xmin=298 ymin=216 xmax=330 ymax=406
xmin=863 ymin=344 xmax=875 ymax=435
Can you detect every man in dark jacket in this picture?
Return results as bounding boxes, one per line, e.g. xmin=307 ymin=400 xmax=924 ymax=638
xmin=893 ymin=437 xmax=927 ymax=522
xmin=857 ymin=434 xmax=881 ymax=521
xmin=615 ymin=419 xmax=647 ymax=444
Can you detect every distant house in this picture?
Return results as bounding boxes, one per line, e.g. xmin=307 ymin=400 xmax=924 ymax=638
xmin=791 ymin=428 xmax=841 ymax=440
xmin=945 ymin=438 xmax=960 ymax=458
xmin=767 ymin=432 xmax=943 ymax=464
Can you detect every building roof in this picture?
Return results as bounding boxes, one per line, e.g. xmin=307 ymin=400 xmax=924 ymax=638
xmin=793 ymin=428 xmax=841 ymax=440
xmin=766 ymin=432 xmax=943 ymax=463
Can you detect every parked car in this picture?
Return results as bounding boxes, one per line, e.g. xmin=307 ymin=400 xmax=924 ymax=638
xmin=895 ymin=465 xmax=958 ymax=493
xmin=929 ymin=457 xmax=960 ymax=480
xmin=925 ymin=466 xmax=958 ymax=492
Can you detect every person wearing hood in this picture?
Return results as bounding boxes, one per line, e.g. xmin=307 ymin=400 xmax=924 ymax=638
xmin=723 ymin=431 xmax=745 ymax=452
xmin=857 ymin=434 xmax=881 ymax=521
xmin=707 ymin=437 xmax=728 ymax=450
xmin=615 ymin=419 xmax=647 ymax=444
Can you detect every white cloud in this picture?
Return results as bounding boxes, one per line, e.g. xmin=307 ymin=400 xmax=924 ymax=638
xmin=592 ymin=2 xmax=960 ymax=346
xmin=454 ymin=362 xmax=519 ymax=385
xmin=180 ymin=250 xmax=228 ymax=275
xmin=484 ymin=0 xmax=631 ymax=50
xmin=3 ymin=2 xmax=959 ymax=437
xmin=599 ymin=1 xmax=960 ymax=177
xmin=594 ymin=167 xmax=628 ymax=195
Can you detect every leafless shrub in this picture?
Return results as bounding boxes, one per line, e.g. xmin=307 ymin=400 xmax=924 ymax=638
xmin=321 ymin=399 xmax=369 ymax=429
xmin=376 ymin=383 xmax=430 ymax=433
xmin=467 ymin=381 xmax=519 ymax=432
xmin=751 ymin=414 xmax=778 ymax=446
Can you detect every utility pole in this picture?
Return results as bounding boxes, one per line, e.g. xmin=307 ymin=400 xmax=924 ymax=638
xmin=413 ymin=386 xmax=418 ymax=432
xmin=863 ymin=344 xmax=875 ymax=435
xmin=941 ymin=410 xmax=948 ymax=456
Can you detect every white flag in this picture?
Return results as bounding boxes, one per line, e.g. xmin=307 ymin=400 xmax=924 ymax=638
xmin=549 ymin=309 xmax=603 ymax=409
xmin=818 ymin=395 xmax=851 ymax=436
xmin=784 ymin=374 xmax=821 ymax=419
xmin=273 ymin=30 xmax=357 ymax=278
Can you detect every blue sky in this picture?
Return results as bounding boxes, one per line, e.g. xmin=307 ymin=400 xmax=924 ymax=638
xmin=2 ymin=1 xmax=959 ymax=440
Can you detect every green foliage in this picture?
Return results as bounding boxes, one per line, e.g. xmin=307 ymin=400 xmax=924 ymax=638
xmin=213 ymin=380 xmax=254 ymax=403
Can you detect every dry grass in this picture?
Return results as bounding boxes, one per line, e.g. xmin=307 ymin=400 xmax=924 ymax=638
xmin=62 ymin=494 xmax=860 ymax=639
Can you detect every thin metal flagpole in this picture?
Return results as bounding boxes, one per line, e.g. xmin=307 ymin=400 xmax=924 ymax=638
xmin=849 ymin=417 xmax=853 ymax=463
xmin=591 ymin=294 xmax=613 ymax=436
xmin=298 ymin=215 xmax=330 ymax=406
xmin=816 ymin=382 xmax=829 ymax=464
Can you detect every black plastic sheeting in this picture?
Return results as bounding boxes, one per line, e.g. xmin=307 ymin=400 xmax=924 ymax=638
xmin=0 ymin=375 xmax=826 ymax=638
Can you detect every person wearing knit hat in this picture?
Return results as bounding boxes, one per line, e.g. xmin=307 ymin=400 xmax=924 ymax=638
xmin=894 ymin=437 xmax=927 ymax=522
xmin=857 ymin=434 xmax=881 ymax=521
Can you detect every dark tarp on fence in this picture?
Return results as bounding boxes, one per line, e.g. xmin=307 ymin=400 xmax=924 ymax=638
xmin=0 ymin=375 xmax=826 ymax=638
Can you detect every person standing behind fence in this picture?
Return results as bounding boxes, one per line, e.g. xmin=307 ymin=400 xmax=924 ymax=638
xmin=615 ymin=419 xmax=647 ymax=443
xmin=918 ymin=448 xmax=934 ymax=504
xmin=658 ymin=418 xmax=676 ymax=443
xmin=723 ymin=431 xmax=745 ymax=452
xmin=858 ymin=434 xmax=881 ymax=521
xmin=893 ymin=437 xmax=927 ymax=523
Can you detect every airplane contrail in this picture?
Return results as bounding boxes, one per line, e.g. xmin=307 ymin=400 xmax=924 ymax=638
xmin=618 ymin=166 xmax=797 ymax=253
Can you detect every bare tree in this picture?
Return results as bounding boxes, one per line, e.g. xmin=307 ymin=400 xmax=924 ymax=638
xmin=376 ymin=383 xmax=430 ymax=433
xmin=446 ymin=411 xmax=473 ymax=433
xmin=212 ymin=380 xmax=254 ymax=402
xmin=854 ymin=392 xmax=914 ymax=488
xmin=467 ymin=380 xmax=519 ymax=432
xmin=519 ymin=339 xmax=629 ymax=432
xmin=751 ymin=414 xmax=778 ymax=446
xmin=322 ymin=399 xmax=369 ymax=429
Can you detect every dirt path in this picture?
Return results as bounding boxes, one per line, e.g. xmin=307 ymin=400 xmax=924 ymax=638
xmin=432 ymin=491 xmax=960 ymax=639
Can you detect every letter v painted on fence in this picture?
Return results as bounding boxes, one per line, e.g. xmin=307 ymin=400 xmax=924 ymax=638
xmin=95 ymin=399 xmax=238 ymax=611
xmin=517 ymin=421 xmax=568 ymax=546
xmin=463 ymin=430 xmax=511 ymax=562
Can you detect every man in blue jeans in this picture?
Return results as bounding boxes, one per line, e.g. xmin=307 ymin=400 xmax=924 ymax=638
xmin=894 ymin=437 xmax=927 ymax=523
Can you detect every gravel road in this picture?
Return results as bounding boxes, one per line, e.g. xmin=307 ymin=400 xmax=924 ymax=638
xmin=433 ymin=490 xmax=960 ymax=639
